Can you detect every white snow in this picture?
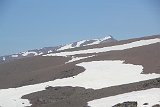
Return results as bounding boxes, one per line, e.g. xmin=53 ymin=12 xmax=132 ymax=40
xmin=76 ymin=40 xmax=86 ymax=47
xmin=66 ymin=55 xmax=95 ymax=63
xmin=87 ymin=39 xmax=101 ymax=45
xmin=57 ymin=36 xmax=112 ymax=51
xmin=43 ymin=38 xmax=160 ymax=57
xmin=84 ymin=36 xmax=112 ymax=46
xmin=48 ymin=50 xmax=52 ymax=53
xmin=57 ymin=44 xmax=73 ymax=51
xmin=38 ymin=52 xmax=43 ymax=55
xmin=67 ymin=56 xmax=88 ymax=63
xmin=21 ymin=51 xmax=38 ymax=56
xmin=2 ymin=57 xmax=5 ymax=61
xmin=81 ymin=36 xmax=112 ymax=46
xmin=100 ymin=36 xmax=112 ymax=41
xmin=0 ymin=60 xmax=160 ymax=107
xmin=88 ymin=88 xmax=160 ymax=107
xmin=12 ymin=54 xmax=18 ymax=57
xmin=58 ymin=40 xmax=87 ymax=51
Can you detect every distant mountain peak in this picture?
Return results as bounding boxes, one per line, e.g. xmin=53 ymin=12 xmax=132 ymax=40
xmin=0 ymin=35 xmax=116 ymax=63
xmin=100 ymin=35 xmax=112 ymax=40
xmin=58 ymin=35 xmax=116 ymax=50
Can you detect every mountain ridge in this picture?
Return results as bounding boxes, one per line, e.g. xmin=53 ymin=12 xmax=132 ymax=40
xmin=0 ymin=35 xmax=116 ymax=63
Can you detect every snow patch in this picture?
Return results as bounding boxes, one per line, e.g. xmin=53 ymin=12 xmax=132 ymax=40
xmin=57 ymin=44 xmax=73 ymax=51
xmin=44 ymin=38 xmax=160 ymax=57
xmin=100 ymin=36 xmax=112 ymax=41
xmin=12 ymin=54 xmax=18 ymax=57
xmin=66 ymin=55 xmax=95 ymax=63
xmin=0 ymin=60 xmax=160 ymax=107
xmin=84 ymin=36 xmax=112 ymax=46
xmin=48 ymin=50 xmax=52 ymax=53
xmin=21 ymin=52 xmax=38 ymax=56
xmin=76 ymin=40 xmax=86 ymax=47
xmin=88 ymin=88 xmax=160 ymax=107
xmin=58 ymin=40 xmax=87 ymax=51
xmin=87 ymin=39 xmax=101 ymax=45
xmin=38 ymin=52 xmax=43 ymax=55
xmin=2 ymin=57 xmax=5 ymax=61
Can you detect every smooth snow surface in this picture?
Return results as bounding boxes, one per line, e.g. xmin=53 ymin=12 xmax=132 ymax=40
xmin=44 ymin=38 xmax=160 ymax=56
xmin=88 ymin=88 xmax=160 ymax=107
xmin=0 ymin=60 xmax=160 ymax=107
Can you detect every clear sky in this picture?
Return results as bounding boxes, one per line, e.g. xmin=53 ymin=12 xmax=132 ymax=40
xmin=0 ymin=0 xmax=160 ymax=56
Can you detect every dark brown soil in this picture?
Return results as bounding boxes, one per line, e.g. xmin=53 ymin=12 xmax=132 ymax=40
xmin=112 ymin=101 xmax=137 ymax=107
xmin=0 ymin=56 xmax=84 ymax=89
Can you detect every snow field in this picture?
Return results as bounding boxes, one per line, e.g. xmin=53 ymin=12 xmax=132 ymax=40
xmin=88 ymin=88 xmax=160 ymax=107
xmin=0 ymin=60 xmax=160 ymax=107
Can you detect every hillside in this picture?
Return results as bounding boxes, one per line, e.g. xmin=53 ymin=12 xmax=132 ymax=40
xmin=0 ymin=36 xmax=116 ymax=63
xmin=0 ymin=35 xmax=160 ymax=107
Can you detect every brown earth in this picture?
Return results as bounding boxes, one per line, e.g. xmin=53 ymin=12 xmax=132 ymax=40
xmin=112 ymin=101 xmax=137 ymax=107
xmin=0 ymin=35 xmax=160 ymax=107
xmin=0 ymin=56 xmax=84 ymax=89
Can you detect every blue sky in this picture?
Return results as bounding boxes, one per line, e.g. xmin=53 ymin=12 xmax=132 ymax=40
xmin=0 ymin=0 xmax=160 ymax=56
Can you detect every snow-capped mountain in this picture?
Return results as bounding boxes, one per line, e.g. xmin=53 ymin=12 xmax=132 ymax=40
xmin=0 ymin=36 xmax=116 ymax=63
xmin=58 ymin=36 xmax=115 ymax=50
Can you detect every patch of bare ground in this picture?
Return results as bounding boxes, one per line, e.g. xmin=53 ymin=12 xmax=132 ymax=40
xmin=0 ymin=56 xmax=84 ymax=89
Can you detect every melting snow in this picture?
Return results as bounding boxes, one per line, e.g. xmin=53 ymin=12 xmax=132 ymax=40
xmin=43 ymin=38 xmax=160 ymax=56
xmin=0 ymin=60 xmax=160 ymax=107
xmin=88 ymin=88 xmax=160 ymax=107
